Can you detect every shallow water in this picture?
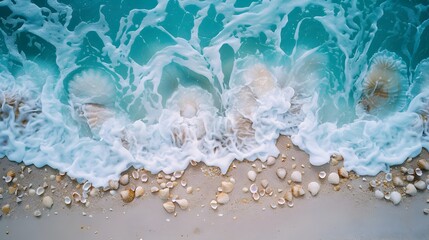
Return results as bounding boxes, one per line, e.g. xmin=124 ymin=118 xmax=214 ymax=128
xmin=0 ymin=0 xmax=429 ymax=186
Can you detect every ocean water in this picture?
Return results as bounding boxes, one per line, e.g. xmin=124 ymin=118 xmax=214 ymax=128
xmin=1 ymin=0 xmax=429 ymax=186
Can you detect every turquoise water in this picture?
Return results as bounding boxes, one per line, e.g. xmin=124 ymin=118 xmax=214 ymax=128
xmin=1 ymin=0 xmax=429 ymax=186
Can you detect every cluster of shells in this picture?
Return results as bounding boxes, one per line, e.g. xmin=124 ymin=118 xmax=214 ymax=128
xmin=371 ymin=158 xmax=429 ymax=210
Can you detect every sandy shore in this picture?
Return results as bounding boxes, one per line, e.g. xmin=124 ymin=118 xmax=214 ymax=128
xmin=1 ymin=136 xmax=428 ymax=239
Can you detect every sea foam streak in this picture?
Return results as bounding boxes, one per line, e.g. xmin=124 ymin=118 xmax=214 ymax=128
xmin=1 ymin=0 xmax=429 ymax=186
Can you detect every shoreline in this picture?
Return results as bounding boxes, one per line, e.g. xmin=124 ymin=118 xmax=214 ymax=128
xmin=1 ymin=136 xmax=429 ymax=239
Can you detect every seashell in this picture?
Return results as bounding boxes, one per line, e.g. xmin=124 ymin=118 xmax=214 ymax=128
xmin=135 ymin=186 xmax=144 ymax=198
xmin=210 ymin=200 xmax=218 ymax=210
xmin=261 ymin=179 xmax=269 ymax=188
xmin=415 ymin=168 xmax=423 ymax=177
xmin=163 ymin=201 xmax=175 ymax=213
xmin=6 ymin=170 xmax=15 ymax=179
xmin=175 ymin=199 xmax=189 ymax=210
xmin=64 ymin=196 xmax=72 ymax=205
xmin=390 ymin=191 xmax=401 ymax=205
xmin=109 ymin=180 xmax=119 ymax=190
xmin=28 ymin=188 xmax=36 ymax=196
xmin=393 ymin=177 xmax=404 ymax=187
xmin=249 ymin=184 xmax=258 ymax=194
xmin=287 ymin=201 xmax=294 ymax=208
xmin=338 ymin=167 xmax=349 ymax=179
xmin=284 ymin=191 xmax=293 ymax=202
xmin=252 ymin=192 xmax=260 ymax=201
xmin=414 ymin=180 xmax=426 ymax=191
xmin=166 ymin=182 xmax=174 ymax=189
xmin=173 ymin=171 xmax=183 ymax=179
xmin=409 ymin=59 xmax=429 ymax=98
xmin=180 ymin=179 xmax=187 ymax=187
xmin=72 ymin=192 xmax=82 ymax=202
xmin=405 ymin=184 xmax=417 ymax=196
xmin=359 ymin=50 xmax=408 ymax=116
xmin=131 ymin=171 xmax=139 ymax=180
xmin=186 ymin=187 xmax=193 ymax=194
xmin=374 ymin=190 xmax=384 ymax=199
xmin=277 ymin=198 xmax=286 ymax=206
xmin=417 ymin=159 xmax=429 ymax=171
xmin=247 ymin=171 xmax=257 ymax=182
xmin=384 ymin=173 xmax=392 ymax=182
xmin=120 ymin=189 xmax=135 ymax=203
xmin=158 ymin=188 xmax=170 ymax=200
xmin=33 ymin=209 xmax=42 ymax=217
xmin=217 ymin=192 xmax=230 ymax=204
xmin=141 ymin=174 xmax=148 ymax=183
xmin=330 ymin=153 xmax=344 ymax=162
xmin=276 ymin=168 xmax=287 ymax=180
xmin=2 ymin=204 xmax=10 ymax=215
xmin=384 ymin=192 xmax=391 ymax=200
xmin=328 ymin=172 xmax=340 ymax=185
xmin=119 ymin=174 xmax=129 ymax=186
xmin=258 ymin=188 xmax=266 ymax=197
xmin=369 ymin=180 xmax=377 ymax=188
xmin=83 ymin=182 xmax=92 ymax=192
xmin=265 ymin=187 xmax=274 ymax=196
xmin=400 ymin=167 xmax=408 ymax=173
xmin=406 ymin=175 xmax=415 ymax=182
xmin=89 ymin=188 xmax=100 ymax=197
xmin=36 ymin=187 xmax=45 ymax=196
xmin=270 ymin=203 xmax=277 ymax=209
xmin=5 ymin=176 xmax=12 ymax=183
xmin=266 ymin=156 xmax=276 ymax=166
xmin=42 ymin=196 xmax=54 ymax=209
xmin=407 ymin=168 xmax=414 ymax=175
xmin=308 ymin=182 xmax=320 ymax=196
xmin=221 ymin=181 xmax=234 ymax=193
xmin=318 ymin=171 xmax=327 ymax=179
xmin=150 ymin=186 xmax=159 ymax=193
xmin=292 ymin=185 xmax=305 ymax=197
xmin=290 ymin=171 xmax=302 ymax=183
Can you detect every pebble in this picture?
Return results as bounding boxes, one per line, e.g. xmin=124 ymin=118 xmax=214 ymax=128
xmin=33 ymin=209 xmax=42 ymax=217
xmin=217 ymin=192 xmax=230 ymax=204
xmin=119 ymin=174 xmax=129 ymax=185
xmin=308 ymin=182 xmax=320 ymax=196
xmin=120 ymin=189 xmax=135 ymax=203
xmin=390 ymin=191 xmax=401 ymax=205
xmin=1 ymin=204 xmax=10 ymax=215
xmin=28 ymin=189 xmax=36 ymax=196
xmin=221 ymin=181 xmax=234 ymax=193
xmin=393 ymin=177 xmax=404 ymax=187
xmin=163 ymin=202 xmax=175 ymax=213
xmin=247 ymin=171 xmax=257 ymax=182
xmin=417 ymin=159 xmax=429 ymax=171
xmin=414 ymin=180 xmax=426 ymax=191
xmin=266 ymin=156 xmax=276 ymax=166
xmin=42 ymin=196 xmax=54 ymax=209
xmin=290 ymin=171 xmax=302 ymax=183
xmin=406 ymin=175 xmax=414 ymax=182
xmin=328 ymin=172 xmax=340 ymax=185
xmin=276 ymin=168 xmax=287 ymax=180
xmin=405 ymin=184 xmax=417 ymax=196
xmin=338 ymin=167 xmax=349 ymax=178
xmin=374 ymin=190 xmax=384 ymax=199
xmin=135 ymin=186 xmax=144 ymax=198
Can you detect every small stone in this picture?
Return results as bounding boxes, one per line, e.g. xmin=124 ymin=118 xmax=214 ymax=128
xmin=390 ymin=191 xmax=401 ymax=205
xmin=163 ymin=201 xmax=175 ymax=213
xmin=276 ymin=168 xmax=287 ymax=180
xmin=266 ymin=156 xmax=276 ymax=166
xmin=119 ymin=174 xmax=129 ymax=186
xmin=393 ymin=177 xmax=404 ymax=187
xmin=221 ymin=181 xmax=234 ymax=193
xmin=247 ymin=171 xmax=257 ymax=182
xmin=406 ymin=175 xmax=415 ymax=182
xmin=374 ymin=190 xmax=384 ymax=199
xmin=414 ymin=180 xmax=426 ymax=191
xmin=417 ymin=159 xmax=429 ymax=171
xmin=33 ymin=209 xmax=42 ymax=217
xmin=308 ymin=182 xmax=320 ymax=196
xmin=338 ymin=167 xmax=349 ymax=178
xmin=328 ymin=172 xmax=340 ymax=185
xmin=28 ymin=188 xmax=36 ymax=196
xmin=290 ymin=171 xmax=302 ymax=183
xmin=120 ymin=189 xmax=135 ymax=203
xmin=135 ymin=186 xmax=144 ymax=198
xmin=405 ymin=184 xmax=417 ymax=196
xmin=2 ymin=204 xmax=10 ymax=215
xmin=42 ymin=196 xmax=54 ymax=209
xmin=217 ymin=192 xmax=230 ymax=204
xmin=109 ymin=180 xmax=119 ymax=190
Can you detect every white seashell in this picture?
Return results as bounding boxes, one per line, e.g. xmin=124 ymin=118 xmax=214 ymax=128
xmin=131 ymin=171 xmax=139 ymax=180
xmin=141 ymin=174 xmax=148 ymax=183
xmin=287 ymin=201 xmax=294 ymax=208
xmin=290 ymin=171 xmax=302 ymax=183
xmin=247 ymin=171 xmax=257 ymax=182
xmin=249 ymin=184 xmax=258 ymax=194
xmin=258 ymin=188 xmax=266 ymax=197
xmin=217 ymin=193 xmax=230 ymax=204
xmin=276 ymin=168 xmax=287 ymax=180
xmin=328 ymin=172 xmax=340 ymax=185
xmin=120 ymin=189 xmax=135 ymax=203
xmin=390 ymin=191 xmax=401 ymax=205
xmin=33 ymin=209 xmax=42 ymax=217
xmin=64 ymin=196 xmax=72 ymax=205
xmin=265 ymin=187 xmax=274 ymax=196
xmin=338 ymin=167 xmax=349 ymax=178
xmin=221 ymin=181 xmax=234 ymax=193
xmin=252 ymin=192 xmax=260 ymax=201
xmin=36 ymin=187 xmax=45 ymax=196
xmin=414 ymin=180 xmax=426 ymax=191
xmin=180 ymin=179 xmax=187 ymax=187
xmin=277 ymin=198 xmax=286 ymax=206
xmin=266 ymin=156 xmax=276 ymax=166
xmin=135 ymin=186 xmax=144 ymax=198
xmin=385 ymin=173 xmax=392 ymax=182
xmin=374 ymin=189 xmax=384 ymax=199
xmin=415 ymin=168 xmax=423 ymax=177
xmin=159 ymin=188 xmax=170 ymax=200
xmin=270 ymin=203 xmax=277 ymax=209
xmin=384 ymin=192 xmax=391 ymax=200
xmin=166 ymin=182 xmax=174 ymax=189
xmin=393 ymin=177 xmax=404 ymax=187
xmin=173 ymin=171 xmax=183 ymax=179
xmin=308 ymin=182 xmax=320 ymax=196
xmin=28 ymin=189 xmax=36 ymax=196
xmin=175 ymin=199 xmax=189 ymax=210
xmin=369 ymin=180 xmax=377 ymax=188
xmin=42 ymin=196 xmax=54 ymax=209
xmin=417 ymin=159 xmax=429 ymax=170
xmin=163 ymin=201 xmax=175 ymax=213
xmin=119 ymin=174 xmax=129 ymax=186
xmin=261 ymin=179 xmax=269 ymax=188
xmin=150 ymin=186 xmax=159 ymax=193
xmin=72 ymin=192 xmax=81 ymax=202
xmin=83 ymin=182 xmax=92 ymax=192
xmin=318 ymin=171 xmax=327 ymax=179
xmin=210 ymin=200 xmax=218 ymax=210
xmin=5 ymin=176 xmax=12 ymax=183
xmin=109 ymin=180 xmax=119 ymax=190
xmin=284 ymin=191 xmax=293 ymax=202
xmin=186 ymin=187 xmax=193 ymax=194
xmin=405 ymin=184 xmax=417 ymax=196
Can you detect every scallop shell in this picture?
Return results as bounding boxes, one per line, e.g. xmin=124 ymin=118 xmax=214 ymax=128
xmin=120 ymin=189 xmax=135 ymax=203
xmin=247 ymin=171 xmax=257 ymax=182
xmin=276 ymin=168 xmax=287 ymax=180
xmin=266 ymin=156 xmax=276 ymax=166
xmin=308 ymin=182 xmax=320 ymax=196
xmin=217 ymin=192 xmax=230 ymax=204
xmin=135 ymin=186 xmax=145 ymax=198
xmin=359 ymin=50 xmax=408 ymax=116
xmin=290 ymin=171 xmax=302 ymax=183
xmin=158 ymin=188 xmax=170 ymax=200
xmin=119 ymin=174 xmax=129 ymax=186
xmin=163 ymin=201 xmax=175 ymax=213
xmin=221 ymin=181 xmax=234 ymax=193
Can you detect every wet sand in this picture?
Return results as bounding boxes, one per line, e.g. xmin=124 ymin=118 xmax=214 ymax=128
xmin=1 ymin=136 xmax=428 ymax=239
